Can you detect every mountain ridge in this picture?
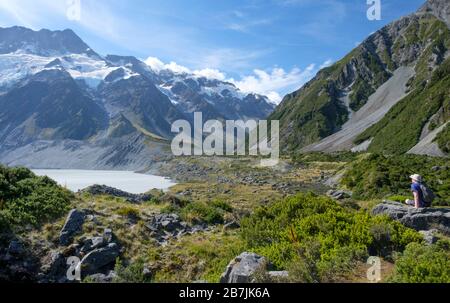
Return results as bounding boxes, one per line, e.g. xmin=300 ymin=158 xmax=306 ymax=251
xmin=270 ymin=0 xmax=449 ymax=157
xmin=0 ymin=26 xmax=274 ymax=169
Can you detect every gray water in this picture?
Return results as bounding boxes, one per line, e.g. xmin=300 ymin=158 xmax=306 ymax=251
xmin=32 ymin=169 xmax=176 ymax=194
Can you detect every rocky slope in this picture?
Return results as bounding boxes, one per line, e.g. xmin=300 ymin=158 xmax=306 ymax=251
xmin=270 ymin=0 xmax=449 ymax=157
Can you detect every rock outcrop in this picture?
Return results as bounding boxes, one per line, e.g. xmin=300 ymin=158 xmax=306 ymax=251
xmin=327 ymin=189 xmax=353 ymax=200
xmin=79 ymin=243 xmax=120 ymax=277
xmin=372 ymin=201 xmax=450 ymax=235
xmin=220 ymin=252 xmax=266 ymax=283
xmin=59 ymin=209 xmax=86 ymax=246
xmin=145 ymin=213 xmax=209 ymax=245
xmin=80 ymin=185 xmax=152 ymax=203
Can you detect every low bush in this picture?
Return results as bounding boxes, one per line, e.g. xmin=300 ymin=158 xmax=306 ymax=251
xmin=390 ymin=241 xmax=450 ymax=283
xmin=179 ymin=200 xmax=232 ymax=225
xmin=240 ymin=193 xmax=422 ymax=282
xmin=113 ymin=258 xmax=152 ymax=283
xmin=0 ymin=165 xmax=73 ymax=230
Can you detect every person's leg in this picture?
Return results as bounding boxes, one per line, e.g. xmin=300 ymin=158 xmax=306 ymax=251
xmin=405 ymin=199 xmax=415 ymax=206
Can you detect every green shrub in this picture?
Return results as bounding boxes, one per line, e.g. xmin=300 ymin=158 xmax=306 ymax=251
xmin=210 ymin=200 xmax=233 ymax=213
xmin=180 ymin=201 xmax=225 ymax=225
xmin=113 ymin=258 xmax=152 ymax=283
xmin=435 ymin=123 xmax=450 ymax=153
xmin=116 ymin=207 xmax=140 ymax=218
xmin=0 ymin=165 xmax=72 ymax=229
xmin=240 ymin=193 xmax=422 ymax=282
xmin=341 ymin=154 xmax=449 ymax=205
xmin=390 ymin=241 xmax=450 ymax=283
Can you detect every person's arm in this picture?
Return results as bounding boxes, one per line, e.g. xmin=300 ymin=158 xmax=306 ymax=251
xmin=413 ymin=191 xmax=420 ymax=208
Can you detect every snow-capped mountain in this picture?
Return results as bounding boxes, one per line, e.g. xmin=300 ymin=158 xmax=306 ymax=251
xmin=0 ymin=26 xmax=274 ymax=169
xmin=154 ymin=69 xmax=274 ymax=121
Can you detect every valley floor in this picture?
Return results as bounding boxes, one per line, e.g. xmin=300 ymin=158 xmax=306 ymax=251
xmin=1 ymin=154 xmax=449 ymax=283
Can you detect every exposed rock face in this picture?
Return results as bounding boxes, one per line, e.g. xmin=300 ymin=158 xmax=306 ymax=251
xmin=79 ymin=243 xmax=120 ymax=277
xmin=59 ymin=209 xmax=86 ymax=246
xmin=327 ymin=189 xmax=353 ymax=200
xmin=145 ymin=213 xmax=208 ymax=245
xmin=220 ymin=252 xmax=266 ymax=283
xmin=39 ymin=251 xmax=66 ymax=282
xmin=419 ymin=0 xmax=450 ymax=28
xmin=80 ymin=185 xmax=152 ymax=203
xmin=372 ymin=201 xmax=450 ymax=234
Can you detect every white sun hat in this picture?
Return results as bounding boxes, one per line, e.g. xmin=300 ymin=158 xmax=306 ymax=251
xmin=410 ymin=174 xmax=422 ymax=182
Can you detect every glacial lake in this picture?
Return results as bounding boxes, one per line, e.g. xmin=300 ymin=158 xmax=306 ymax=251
xmin=32 ymin=169 xmax=176 ymax=194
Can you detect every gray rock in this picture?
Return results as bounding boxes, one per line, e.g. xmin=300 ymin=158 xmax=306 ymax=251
xmin=372 ymin=201 xmax=450 ymax=234
xmin=267 ymin=271 xmax=289 ymax=279
xmin=327 ymin=189 xmax=353 ymax=200
xmin=40 ymin=251 xmax=66 ymax=279
xmin=79 ymin=243 xmax=120 ymax=276
xmin=87 ymin=270 xmax=117 ymax=283
xmin=223 ymin=221 xmax=240 ymax=230
xmin=142 ymin=266 xmax=152 ymax=280
xmin=220 ymin=252 xmax=266 ymax=283
xmin=60 ymin=209 xmax=86 ymax=246
xmin=103 ymin=228 xmax=113 ymax=243
xmin=79 ymin=185 xmax=152 ymax=203
xmin=80 ymin=236 xmax=106 ymax=254
xmin=419 ymin=229 xmax=439 ymax=245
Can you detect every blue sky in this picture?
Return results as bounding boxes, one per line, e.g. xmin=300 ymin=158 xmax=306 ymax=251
xmin=0 ymin=0 xmax=425 ymax=102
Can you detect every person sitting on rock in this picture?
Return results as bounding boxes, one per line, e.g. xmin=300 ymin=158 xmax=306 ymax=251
xmin=405 ymin=174 xmax=425 ymax=209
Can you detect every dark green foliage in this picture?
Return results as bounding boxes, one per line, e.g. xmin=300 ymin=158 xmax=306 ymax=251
xmin=349 ymin=79 xmax=375 ymax=111
xmin=269 ymin=78 xmax=349 ymax=151
xmin=0 ymin=165 xmax=72 ymax=230
xmin=341 ymin=154 xmax=449 ymax=205
xmin=113 ymin=258 xmax=152 ymax=283
xmin=165 ymin=200 xmax=233 ymax=225
xmin=349 ymin=50 xmax=391 ymax=111
xmin=390 ymin=241 xmax=450 ymax=283
xmin=240 ymin=193 xmax=422 ymax=282
xmin=435 ymin=124 xmax=450 ymax=153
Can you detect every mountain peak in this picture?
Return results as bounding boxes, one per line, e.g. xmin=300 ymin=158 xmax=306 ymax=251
xmin=0 ymin=26 xmax=99 ymax=57
xmin=418 ymin=0 xmax=450 ymax=28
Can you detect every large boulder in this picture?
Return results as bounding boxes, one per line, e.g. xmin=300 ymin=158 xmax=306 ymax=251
xmin=60 ymin=209 xmax=86 ymax=246
xmin=220 ymin=252 xmax=266 ymax=283
xmin=372 ymin=201 xmax=450 ymax=234
xmin=79 ymin=243 xmax=120 ymax=277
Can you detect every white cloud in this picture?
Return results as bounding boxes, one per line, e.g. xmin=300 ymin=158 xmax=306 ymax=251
xmin=319 ymin=59 xmax=333 ymax=69
xmin=192 ymin=68 xmax=226 ymax=81
xmin=165 ymin=61 xmax=191 ymax=74
xmin=144 ymin=57 xmax=190 ymax=74
xmin=144 ymin=56 xmax=331 ymax=104
xmin=229 ymin=65 xmax=317 ymax=104
xmin=144 ymin=57 xmax=166 ymax=72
